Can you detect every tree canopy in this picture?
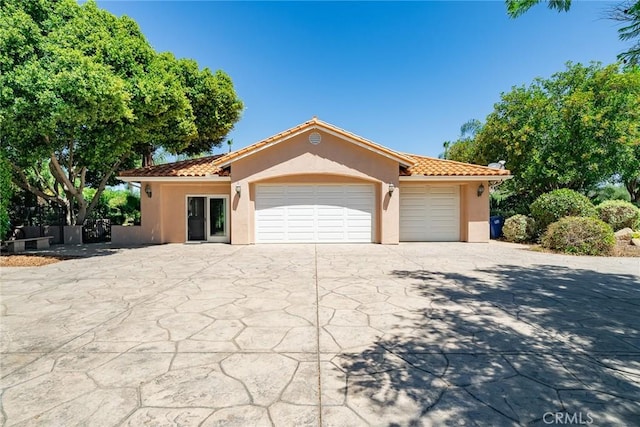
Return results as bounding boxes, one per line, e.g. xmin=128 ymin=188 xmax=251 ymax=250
xmin=0 ymin=0 xmax=243 ymax=225
xmin=445 ymin=62 xmax=640 ymax=206
xmin=440 ymin=119 xmax=482 ymax=162
xmin=0 ymin=151 xmax=12 ymax=238
xmin=505 ymin=0 xmax=640 ymax=65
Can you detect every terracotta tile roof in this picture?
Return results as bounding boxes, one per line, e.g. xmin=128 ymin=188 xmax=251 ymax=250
xmin=118 ymin=155 xmax=227 ymax=177
xmin=116 ymin=124 xmax=511 ymax=180
xmin=401 ymin=154 xmax=511 ymax=177
xmin=212 ymin=117 xmax=416 ymax=167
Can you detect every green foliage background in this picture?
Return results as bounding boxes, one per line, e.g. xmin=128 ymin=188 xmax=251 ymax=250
xmin=0 ymin=151 xmax=13 ymax=238
xmin=0 ymin=0 xmax=243 ymax=225
xmin=445 ymin=62 xmax=640 ymax=212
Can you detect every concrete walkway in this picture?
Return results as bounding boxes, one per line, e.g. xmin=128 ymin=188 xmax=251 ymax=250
xmin=1 ymin=242 xmax=639 ymax=426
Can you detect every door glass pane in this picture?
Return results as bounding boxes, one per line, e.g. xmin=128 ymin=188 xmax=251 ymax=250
xmin=209 ymin=198 xmax=226 ymax=236
xmin=187 ymin=197 xmax=206 ymax=241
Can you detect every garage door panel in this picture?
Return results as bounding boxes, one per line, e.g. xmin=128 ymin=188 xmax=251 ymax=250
xmin=400 ymin=185 xmax=460 ymax=241
xmin=255 ymin=184 xmax=374 ymax=243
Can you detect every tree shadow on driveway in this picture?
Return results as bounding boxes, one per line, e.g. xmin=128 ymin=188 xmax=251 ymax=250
xmin=333 ymin=265 xmax=640 ymax=426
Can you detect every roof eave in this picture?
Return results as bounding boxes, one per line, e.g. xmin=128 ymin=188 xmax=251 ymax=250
xmin=399 ymin=175 xmax=513 ymax=181
xmin=116 ymin=176 xmax=231 ymax=182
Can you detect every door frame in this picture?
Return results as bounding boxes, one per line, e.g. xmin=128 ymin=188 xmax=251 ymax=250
xmin=185 ymin=194 xmax=230 ymax=243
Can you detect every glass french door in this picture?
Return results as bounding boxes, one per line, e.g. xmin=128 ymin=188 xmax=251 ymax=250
xmin=187 ymin=196 xmax=229 ymax=242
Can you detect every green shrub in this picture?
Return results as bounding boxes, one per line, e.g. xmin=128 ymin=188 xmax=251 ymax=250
xmin=591 ymin=184 xmax=631 ymax=204
xmin=502 ymin=214 xmax=536 ymax=243
xmin=530 ymin=189 xmax=597 ymax=232
xmin=0 ymin=152 xmax=12 ymax=239
xmin=596 ymin=200 xmax=640 ymax=231
xmin=541 ymin=216 xmax=615 ymax=256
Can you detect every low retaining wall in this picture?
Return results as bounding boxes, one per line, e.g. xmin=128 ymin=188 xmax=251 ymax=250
xmin=111 ymin=225 xmax=146 ymax=246
xmin=15 ymin=225 xmax=63 ymax=244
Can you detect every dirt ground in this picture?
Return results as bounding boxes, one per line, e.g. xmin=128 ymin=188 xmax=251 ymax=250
xmin=529 ymin=239 xmax=640 ymax=257
xmin=0 ymin=254 xmax=66 ymax=267
xmin=613 ymin=239 xmax=640 ymax=257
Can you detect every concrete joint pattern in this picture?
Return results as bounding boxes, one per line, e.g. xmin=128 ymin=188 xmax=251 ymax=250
xmin=1 ymin=242 xmax=639 ymax=426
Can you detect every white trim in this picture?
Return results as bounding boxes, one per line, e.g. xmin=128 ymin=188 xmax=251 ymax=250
xmin=185 ymin=194 xmax=230 ymax=243
xmin=117 ymin=176 xmax=231 ymax=183
xmin=399 ymin=175 xmax=512 ymax=182
xmin=214 ymin=124 xmax=414 ymax=168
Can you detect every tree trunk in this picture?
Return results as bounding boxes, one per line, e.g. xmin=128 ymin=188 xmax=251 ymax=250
xmin=63 ymin=198 xmax=73 ymax=226
xmin=76 ymin=201 xmax=88 ymax=225
xmin=626 ymin=178 xmax=640 ymax=206
xmin=142 ymin=145 xmax=154 ymax=167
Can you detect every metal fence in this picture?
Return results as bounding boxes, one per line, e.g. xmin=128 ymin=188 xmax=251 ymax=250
xmin=7 ymin=202 xmax=66 ymax=243
xmin=82 ymin=219 xmax=111 ymax=243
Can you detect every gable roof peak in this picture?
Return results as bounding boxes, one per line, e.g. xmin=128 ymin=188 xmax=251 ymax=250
xmin=213 ymin=118 xmax=416 ymax=167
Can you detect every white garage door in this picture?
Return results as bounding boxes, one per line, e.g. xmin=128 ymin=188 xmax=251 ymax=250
xmin=400 ymin=185 xmax=460 ymax=241
xmin=255 ymin=184 xmax=374 ymax=243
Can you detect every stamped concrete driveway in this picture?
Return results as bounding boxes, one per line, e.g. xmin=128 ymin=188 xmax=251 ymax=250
xmin=1 ymin=242 xmax=639 ymax=426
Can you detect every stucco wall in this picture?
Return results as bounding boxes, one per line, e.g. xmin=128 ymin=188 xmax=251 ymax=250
xmin=229 ymin=129 xmax=400 ymax=244
xmin=140 ymin=182 xmax=230 ymax=244
xmin=135 ymin=134 xmax=492 ymax=245
xmin=460 ymin=181 xmax=490 ymax=242
xmin=140 ymin=182 xmax=164 ymax=244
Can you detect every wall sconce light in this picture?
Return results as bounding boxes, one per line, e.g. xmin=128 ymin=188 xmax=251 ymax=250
xmin=144 ymin=184 xmax=152 ymax=198
xmin=235 ymin=184 xmax=241 ymax=196
xmin=477 ymin=183 xmax=485 ymax=197
xmin=388 ymin=183 xmax=395 ymax=196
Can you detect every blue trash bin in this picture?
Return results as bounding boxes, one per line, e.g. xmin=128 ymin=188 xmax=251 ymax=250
xmin=489 ymin=216 xmax=505 ymax=239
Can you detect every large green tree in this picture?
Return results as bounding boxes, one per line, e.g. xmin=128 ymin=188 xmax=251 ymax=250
xmin=447 ymin=62 xmax=640 ymax=205
xmin=0 ymin=150 xmax=12 ymax=238
xmin=618 ymin=142 xmax=640 ymax=204
xmin=440 ymin=119 xmax=483 ymax=162
xmin=506 ymin=0 xmax=640 ymax=65
xmin=0 ymin=0 xmax=243 ymax=224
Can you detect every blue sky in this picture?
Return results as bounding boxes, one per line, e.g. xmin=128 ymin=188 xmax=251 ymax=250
xmin=97 ymin=1 xmax=625 ymax=158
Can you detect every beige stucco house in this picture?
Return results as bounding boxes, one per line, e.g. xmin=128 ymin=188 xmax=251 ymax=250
xmin=117 ymin=118 xmax=511 ymax=245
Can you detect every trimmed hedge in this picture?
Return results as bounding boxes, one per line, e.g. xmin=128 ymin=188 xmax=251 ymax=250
xmin=502 ymin=214 xmax=536 ymax=243
xmin=596 ymin=200 xmax=640 ymax=231
xmin=541 ymin=216 xmax=615 ymax=256
xmin=530 ymin=189 xmax=597 ymax=232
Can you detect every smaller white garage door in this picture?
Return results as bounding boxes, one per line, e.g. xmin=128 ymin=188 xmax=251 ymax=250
xmin=400 ymin=185 xmax=460 ymax=241
xmin=255 ymin=184 xmax=374 ymax=243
